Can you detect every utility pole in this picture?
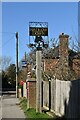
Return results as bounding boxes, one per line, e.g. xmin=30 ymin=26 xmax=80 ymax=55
xmin=16 ymin=32 xmax=18 ymax=98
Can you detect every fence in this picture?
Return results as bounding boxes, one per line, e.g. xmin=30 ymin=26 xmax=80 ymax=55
xmin=42 ymin=79 xmax=80 ymax=118
xmin=21 ymin=78 xmax=80 ymax=118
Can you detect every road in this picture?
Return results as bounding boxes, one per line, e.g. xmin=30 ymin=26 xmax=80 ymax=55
xmin=1 ymin=92 xmax=26 ymax=119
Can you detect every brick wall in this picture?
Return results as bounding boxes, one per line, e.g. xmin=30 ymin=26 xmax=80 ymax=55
xmin=44 ymin=58 xmax=58 ymax=73
xmin=73 ymin=59 xmax=80 ymax=78
xmin=43 ymin=34 xmax=80 ymax=79
xmin=44 ymin=58 xmax=80 ymax=79
xmin=27 ymin=79 xmax=36 ymax=109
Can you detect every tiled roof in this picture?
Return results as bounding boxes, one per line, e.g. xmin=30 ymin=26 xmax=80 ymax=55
xmin=43 ymin=47 xmax=80 ymax=59
xmin=43 ymin=46 xmax=59 ymax=59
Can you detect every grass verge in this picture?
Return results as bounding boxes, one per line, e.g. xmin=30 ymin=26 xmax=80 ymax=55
xmin=19 ymin=97 xmax=56 ymax=119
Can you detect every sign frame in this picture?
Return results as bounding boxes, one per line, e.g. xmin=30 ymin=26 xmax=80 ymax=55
xmin=29 ymin=22 xmax=48 ymax=36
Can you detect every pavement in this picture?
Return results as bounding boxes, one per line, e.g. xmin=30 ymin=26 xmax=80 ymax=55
xmin=0 ymin=95 xmax=2 ymax=120
xmin=1 ymin=93 xmax=26 ymax=120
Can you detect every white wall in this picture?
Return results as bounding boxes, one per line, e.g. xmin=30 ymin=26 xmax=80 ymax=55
xmin=23 ymin=82 xmax=27 ymax=98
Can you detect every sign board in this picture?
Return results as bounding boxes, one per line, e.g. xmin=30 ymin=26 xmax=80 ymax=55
xmin=29 ymin=27 xmax=48 ymax=36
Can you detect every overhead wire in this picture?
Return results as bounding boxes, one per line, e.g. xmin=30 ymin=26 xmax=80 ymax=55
xmin=0 ymin=32 xmax=15 ymax=35
xmin=0 ymin=31 xmax=16 ymax=48
xmin=1 ymin=32 xmax=29 ymax=61
xmin=2 ymin=35 xmax=15 ymax=48
xmin=1 ymin=33 xmax=16 ymax=62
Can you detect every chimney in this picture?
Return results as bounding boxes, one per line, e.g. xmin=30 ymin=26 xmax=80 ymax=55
xmin=55 ymin=33 xmax=76 ymax=80
xmin=59 ymin=33 xmax=69 ymax=68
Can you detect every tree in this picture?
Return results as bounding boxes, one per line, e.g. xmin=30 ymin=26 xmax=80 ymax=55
xmin=2 ymin=70 xmax=9 ymax=90
xmin=18 ymin=68 xmax=27 ymax=82
xmin=69 ymin=37 xmax=80 ymax=79
xmin=5 ymin=64 xmax=16 ymax=86
xmin=0 ymin=56 xmax=12 ymax=71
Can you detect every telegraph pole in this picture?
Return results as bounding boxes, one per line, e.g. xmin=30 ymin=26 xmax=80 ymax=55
xmin=16 ymin=32 xmax=18 ymax=98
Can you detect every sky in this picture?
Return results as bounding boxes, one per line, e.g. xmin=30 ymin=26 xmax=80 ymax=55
xmin=78 ymin=2 xmax=80 ymax=41
xmin=2 ymin=2 xmax=79 ymax=64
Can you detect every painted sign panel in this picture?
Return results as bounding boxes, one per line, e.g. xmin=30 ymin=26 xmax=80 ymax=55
xmin=29 ymin=27 xmax=48 ymax=36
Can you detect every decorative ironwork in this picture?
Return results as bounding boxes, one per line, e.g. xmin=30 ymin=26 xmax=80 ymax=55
xmin=28 ymin=22 xmax=49 ymax=49
xmin=29 ymin=22 xmax=48 ymax=28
